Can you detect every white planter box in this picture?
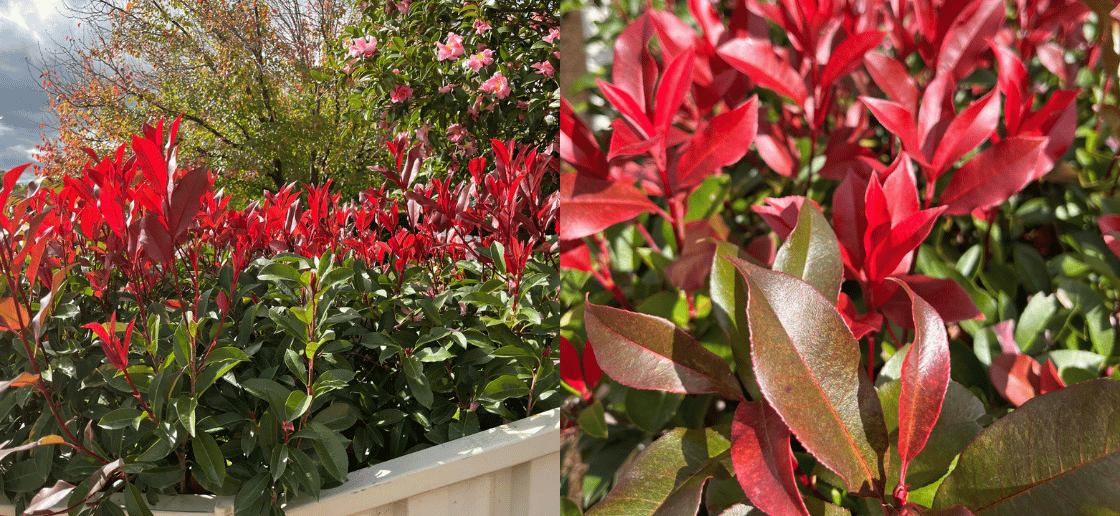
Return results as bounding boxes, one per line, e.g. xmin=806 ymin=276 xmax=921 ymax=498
xmin=1 ymin=409 xmax=560 ymax=516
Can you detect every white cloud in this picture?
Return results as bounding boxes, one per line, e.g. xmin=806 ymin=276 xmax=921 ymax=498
xmin=7 ymin=144 xmax=41 ymax=163
xmin=0 ymin=121 xmax=12 ymax=136
xmin=0 ymin=0 xmax=72 ymax=44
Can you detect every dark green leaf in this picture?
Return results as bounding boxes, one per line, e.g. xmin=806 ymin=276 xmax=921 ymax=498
xmin=125 ymin=483 xmax=154 ymax=516
xmin=578 ymin=399 xmax=608 ymax=439
xmin=403 ymin=355 xmax=434 ymax=408
xmin=483 ymin=375 xmax=530 ymax=401
xmin=192 ymin=431 xmax=227 ymax=486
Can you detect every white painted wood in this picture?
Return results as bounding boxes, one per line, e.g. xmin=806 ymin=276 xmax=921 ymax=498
xmin=0 ymin=409 xmax=559 ymax=516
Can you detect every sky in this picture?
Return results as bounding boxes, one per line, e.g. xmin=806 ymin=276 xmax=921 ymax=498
xmin=0 ymin=0 xmax=78 ymax=181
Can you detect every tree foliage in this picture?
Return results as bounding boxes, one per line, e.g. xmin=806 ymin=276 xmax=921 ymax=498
xmin=37 ymin=0 xmax=374 ymax=199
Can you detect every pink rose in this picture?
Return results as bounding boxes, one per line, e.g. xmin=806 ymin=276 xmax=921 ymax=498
xmin=416 ymin=125 xmax=431 ymax=146
xmin=473 ymin=19 xmax=491 ymax=34
xmin=348 ymin=36 xmax=377 ymax=58
xmin=396 ymin=0 xmax=411 ymax=14
xmin=531 ymin=61 xmax=555 ymax=78
xmin=447 ymin=123 xmax=467 ymax=143
xmin=543 ymin=28 xmax=559 ymax=44
xmin=436 ymin=32 xmax=465 ymax=61
xmin=438 ymin=83 xmax=458 ymax=93
xmin=390 ymin=84 xmax=413 ymax=103
xmin=466 ymin=49 xmax=494 ymax=72
xmin=479 ymin=71 xmax=510 ymax=99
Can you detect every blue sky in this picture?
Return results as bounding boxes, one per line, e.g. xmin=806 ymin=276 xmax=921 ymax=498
xmin=0 ymin=0 xmax=78 ymax=180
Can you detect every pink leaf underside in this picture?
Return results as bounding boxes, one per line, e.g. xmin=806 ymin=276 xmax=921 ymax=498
xmin=756 ymin=120 xmax=799 ymax=177
xmin=676 ymin=96 xmax=759 ymax=190
xmin=990 ymin=353 xmax=1039 ymax=407
xmin=583 ymin=302 xmax=744 ymax=400
xmin=731 ymin=401 xmax=810 ymax=516
xmin=939 ymin=136 xmax=1047 ymax=216
xmin=891 ymin=280 xmax=951 ymax=474
xmin=832 ymin=173 xmax=868 ymax=274
xmin=717 ymin=38 xmax=808 ymax=105
xmin=558 ymin=173 xmax=659 ymax=240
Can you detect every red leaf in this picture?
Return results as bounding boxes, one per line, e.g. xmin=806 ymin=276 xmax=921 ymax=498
xmin=140 ymin=213 xmax=175 ymax=265
xmin=1038 ymin=358 xmax=1066 ymax=395
xmin=717 ymin=38 xmax=807 ymax=105
xmin=559 ymin=336 xmax=592 ymax=399
xmin=597 ymin=78 xmax=654 ymax=138
xmin=752 ymin=196 xmax=813 ymax=241
xmin=560 ymin=98 xmax=609 ymax=180
xmin=755 ymin=120 xmax=799 ymax=177
xmin=832 ymin=173 xmax=869 ymax=278
xmin=664 ymin=218 xmax=730 ymax=291
xmin=889 ymin=279 xmax=951 ymax=486
xmin=612 ymin=14 xmax=657 ymax=115
xmin=0 ymin=164 xmax=28 ymax=207
xmin=98 ymin=185 xmax=126 ymax=238
xmin=168 ymin=166 xmax=209 ymax=239
xmin=654 ymin=46 xmax=695 ymax=132
xmin=991 ymin=43 xmax=1027 ymax=134
xmin=0 ymin=297 xmax=29 ymax=332
xmin=939 ymin=136 xmax=1047 ymax=216
xmin=675 ymin=96 xmax=758 ymax=190
xmin=990 ymin=353 xmax=1039 ymax=407
xmin=132 ymin=135 xmax=170 ymax=200
xmin=559 ymin=173 xmax=659 ymax=240
xmin=864 ymin=52 xmax=918 ymax=114
xmin=584 ymin=301 xmax=744 ymax=400
xmin=818 ymin=31 xmax=885 ymax=90
xmin=608 ymin=119 xmax=665 ymax=161
xmin=888 ymin=275 xmax=983 ymax=325
xmin=1099 ymin=214 xmax=1120 ymax=258
xmin=930 ymin=87 xmax=1001 ymax=178
xmin=935 ymin=0 xmax=1004 ymax=81
xmin=730 ymin=402 xmax=810 ymax=516
xmin=860 ymin=97 xmax=922 ymax=159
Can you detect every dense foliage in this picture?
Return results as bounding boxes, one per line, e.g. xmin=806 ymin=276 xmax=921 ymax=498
xmin=0 ymin=116 xmax=559 ymax=515
xmin=560 ymin=0 xmax=1120 ymax=514
xmin=336 ymin=0 xmax=560 ymax=175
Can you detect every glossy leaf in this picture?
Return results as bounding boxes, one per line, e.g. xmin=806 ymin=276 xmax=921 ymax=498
xmin=929 ymin=88 xmax=1001 ymax=178
xmin=402 ymin=355 xmax=433 ymax=408
xmin=878 ymin=381 xmax=984 ymax=491
xmin=730 ymin=401 xmax=809 ymax=516
xmin=865 ymin=52 xmax=918 ymax=114
xmin=726 ymin=257 xmax=888 ymax=496
xmin=584 ymin=302 xmax=744 ymax=401
xmin=717 ymin=38 xmax=807 ymax=105
xmin=561 ymin=97 xmax=609 ymax=179
xmin=939 ymin=136 xmax=1047 ymax=216
xmin=890 ymin=280 xmax=951 ymax=487
xmin=586 ymin=427 xmax=731 ymax=516
xmin=654 ymin=46 xmax=695 ymax=132
xmin=711 ymin=243 xmax=764 ymax=401
xmin=818 ymin=31 xmax=884 ymax=90
xmin=935 ymin=0 xmax=1005 ymax=81
xmin=0 ymin=373 xmax=38 ymax=395
xmin=192 ymin=431 xmax=227 ymax=487
xmin=675 ymin=96 xmax=758 ymax=190
xmin=0 ymin=297 xmax=29 ymax=332
xmin=772 ymin=201 xmax=843 ymax=303
xmin=934 ymin=379 xmax=1120 ymax=514
xmin=559 ymin=173 xmax=659 ymax=241
xmin=861 ymin=97 xmax=922 ymax=159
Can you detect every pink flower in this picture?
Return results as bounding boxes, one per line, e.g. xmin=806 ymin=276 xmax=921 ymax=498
xmin=438 ymin=83 xmax=458 ymax=93
xmin=390 ymin=84 xmax=413 ymax=103
xmin=436 ymin=32 xmax=465 ymax=61
xmin=395 ymin=0 xmax=411 ymax=14
xmin=531 ymin=61 xmax=555 ymax=78
xmin=543 ymin=28 xmax=559 ymax=44
xmin=447 ymin=123 xmax=467 ymax=143
xmin=466 ymin=49 xmax=494 ymax=72
xmin=517 ymin=100 xmax=530 ymax=110
xmin=479 ymin=71 xmax=510 ymax=99
xmin=348 ymin=36 xmax=378 ymax=58
xmin=473 ymin=19 xmax=491 ymax=34
xmin=469 ymin=97 xmax=483 ymax=119
xmin=416 ymin=125 xmax=431 ymax=146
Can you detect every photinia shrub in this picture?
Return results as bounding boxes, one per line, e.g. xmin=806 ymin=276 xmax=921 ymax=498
xmin=0 ymin=115 xmax=560 ymax=515
xmin=560 ymin=0 xmax=1120 ymax=514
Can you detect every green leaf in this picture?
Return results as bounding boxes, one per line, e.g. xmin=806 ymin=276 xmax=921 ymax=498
xmin=234 ymin=471 xmax=270 ymax=516
xmin=773 ymin=202 xmax=842 ymax=303
xmin=934 ymin=379 xmax=1120 ymax=514
xmin=192 ymin=431 xmax=227 ymax=486
xmin=259 ymin=262 xmax=308 ymax=287
xmin=125 ymin=483 xmax=154 ymax=516
xmin=99 ymin=408 xmax=145 ymax=430
xmin=370 ymin=409 xmax=406 ymax=426
xmin=1015 ymin=293 xmax=1057 ymax=354
xmin=299 ymin=422 xmax=349 ymax=483
xmin=284 ymin=391 xmax=312 ymax=422
xmin=578 ymin=398 xmax=608 ymax=439
xmin=403 ymin=355 xmax=434 ymax=408
xmin=483 ymin=375 xmax=530 ymax=401
xmin=711 ymin=246 xmax=764 ymax=401
xmin=726 ymin=256 xmax=888 ymax=497
xmin=583 ymin=302 xmax=744 ymax=401
xmin=625 ymin=388 xmax=683 ymax=434
xmin=311 ymin=403 xmax=359 ymax=432
xmin=586 ymin=427 xmax=731 ymax=516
